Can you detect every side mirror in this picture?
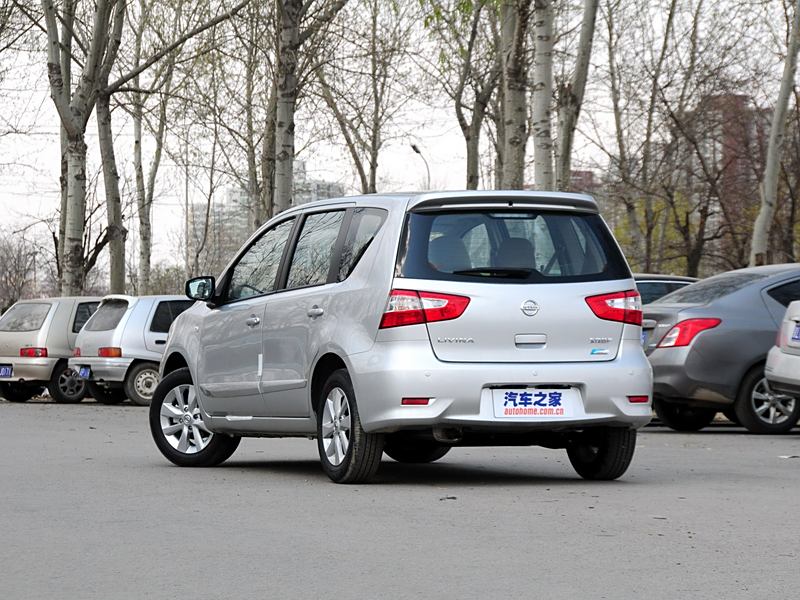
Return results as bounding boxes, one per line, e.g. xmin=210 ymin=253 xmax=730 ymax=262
xmin=186 ymin=276 xmax=216 ymax=303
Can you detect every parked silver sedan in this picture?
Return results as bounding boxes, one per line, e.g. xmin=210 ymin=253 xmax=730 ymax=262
xmin=765 ymin=299 xmax=800 ymax=402
xmin=70 ymin=295 xmax=194 ymax=405
xmin=0 ymin=297 xmax=100 ymax=403
xmin=644 ymin=264 xmax=800 ymax=433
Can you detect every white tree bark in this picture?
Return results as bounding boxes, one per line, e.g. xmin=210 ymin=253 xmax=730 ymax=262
xmin=555 ymin=0 xmax=598 ymax=190
xmin=500 ymin=0 xmax=530 ymax=189
xmin=531 ymin=0 xmax=554 ymax=190
xmin=750 ymin=3 xmax=800 ymax=266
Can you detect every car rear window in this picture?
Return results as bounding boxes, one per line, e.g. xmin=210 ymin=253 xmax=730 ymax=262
xmin=0 ymin=303 xmax=52 ymax=332
xmin=72 ymin=302 xmax=100 ymax=333
xmin=398 ymin=210 xmax=630 ymax=284
xmin=150 ymin=300 xmax=195 ymax=333
xmin=85 ymin=299 xmax=129 ymax=331
xmin=654 ymin=272 xmax=767 ymax=304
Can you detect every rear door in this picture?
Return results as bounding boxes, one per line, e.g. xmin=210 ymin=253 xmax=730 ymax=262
xmin=397 ymin=208 xmax=633 ymax=363
xmin=144 ymin=300 xmax=195 ymax=353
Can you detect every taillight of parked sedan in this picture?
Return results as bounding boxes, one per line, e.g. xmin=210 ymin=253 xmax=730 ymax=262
xmin=20 ymin=347 xmax=48 ymax=358
xmin=98 ymin=347 xmax=123 ymax=358
xmin=657 ymin=318 xmax=721 ymax=348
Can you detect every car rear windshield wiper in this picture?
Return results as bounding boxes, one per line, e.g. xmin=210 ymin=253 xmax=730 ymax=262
xmin=453 ymin=267 xmax=534 ymax=278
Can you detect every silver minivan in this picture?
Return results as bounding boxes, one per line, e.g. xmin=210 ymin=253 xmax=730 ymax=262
xmin=149 ymin=192 xmax=652 ymax=483
xmin=71 ymin=295 xmax=194 ymax=405
xmin=0 ymin=297 xmax=100 ymax=403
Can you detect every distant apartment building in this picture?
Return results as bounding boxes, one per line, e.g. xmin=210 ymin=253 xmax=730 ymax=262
xmin=293 ymin=160 xmax=347 ymax=206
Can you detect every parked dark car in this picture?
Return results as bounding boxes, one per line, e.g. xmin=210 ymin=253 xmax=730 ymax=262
xmin=643 ymin=264 xmax=800 ymax=433
xmin=634 ymin=273 xmax=698 ymax=305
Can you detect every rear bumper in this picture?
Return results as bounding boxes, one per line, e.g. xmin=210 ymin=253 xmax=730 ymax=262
xmin=68 ymin=357 xmax=132 ymax=383
xmin=348 ymin=339 xmax=653 ymax=434
xmin=0 ymin=357 xmax=58 ymax=383
xmin=765 ymin=346 xmax=800 ymax=397
xmin=648 ymin=346 xmax=734 ymax=406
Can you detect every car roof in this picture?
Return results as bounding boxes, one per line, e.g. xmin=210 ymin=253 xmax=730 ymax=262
xmin=634 ymin=273 xmax=698 ymax=282
xmin=99 ymin=294 xmax=188 ymax=303
xmin=15 ymin=296 xmax=102 ymax=303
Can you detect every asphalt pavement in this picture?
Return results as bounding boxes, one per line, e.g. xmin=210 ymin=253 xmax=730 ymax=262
xmin=1 ymin=398 xmax=798 ymax=599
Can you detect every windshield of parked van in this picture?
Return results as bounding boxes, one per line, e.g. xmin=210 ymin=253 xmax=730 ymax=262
xmin=85 ymin=299 xmax=129 ymax=331
xmin=654 ymin=272 xmax=767 ymax=304
xmin=398 ymin=210 xmax=630 ymax=284
xmin=0 ymin=303 xmax=52 ymax=332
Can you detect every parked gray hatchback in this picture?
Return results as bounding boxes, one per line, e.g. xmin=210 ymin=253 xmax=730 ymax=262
xmin=149 ymin=191 xmax=652 ymax=483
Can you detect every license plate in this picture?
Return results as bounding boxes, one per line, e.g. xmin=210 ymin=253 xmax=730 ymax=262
xmin=492 ymin=387 xmax=579 ymax=418
xmin=792 ymin=324 xmax=800 ymax=342
xmin=641 ymin=330 xmax=649 ymax=346
xmin=0 ymin=365 xmax=12 ymax=378
xmin=78 ymin=366 xmax=91 ymax=379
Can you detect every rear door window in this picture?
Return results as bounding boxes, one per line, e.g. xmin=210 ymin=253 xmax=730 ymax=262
xmin=399 ymin=210 xmax=629 ymax=284
xmin=72 ymin=302 xmax=100 ymax=333
xmin=766 ymin=279 xmax=800 ymax=307
xmin=85 ymin=300 xmax=129 ymax=331
xmin=149 ymin=300 xmax=195 ymax=333
xmin=286 ymin=211 xmax=346 ymax=289
xmin=0 ymin=303 xmax=52 ymax=332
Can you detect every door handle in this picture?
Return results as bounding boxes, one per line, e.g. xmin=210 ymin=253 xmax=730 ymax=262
xmin=155 ymin=339 xmax=167 ymax=345
xmin=307 ymin=306 xmax=324 ymax=318
xmin=245 ymin=316 xmax=261 ymax=327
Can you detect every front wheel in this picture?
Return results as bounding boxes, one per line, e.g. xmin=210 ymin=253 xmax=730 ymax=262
xmin=654 ymin=398 xmax=716 ymax=432
xmin=567 ymin=428 xmax=637 ymax=480
xmin=734 ymin=368 xmax=800 ymax=434
xmin=125 ymin=362 xmax=160 ymax=406
xmin=316 ymin=369 xmax=383 ymax=483
xmin=149 ymin=368 xmax=240 ymax=467
xmin=384 ymin=435 xmax=451 ymax=463
xmin=48 ymin=363 xmax=86 ymax=404
xmin=0 ymin=382 xmax=44 ymax=403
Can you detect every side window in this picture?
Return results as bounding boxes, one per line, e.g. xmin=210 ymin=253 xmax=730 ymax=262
xmin=228 ymin=218 xmax=295 ymax=301
xmin=150 ymin=301 xmax=195 ymax=334
xmin=72 ymin=302 xmax=99 ymax=333
xmin=286 ymin=211 xmax=345 ymax=289
xmin=338 ymin=208 xmax=387 ymax=281
xmin=767 ymin=279 xmax=800 ymax=307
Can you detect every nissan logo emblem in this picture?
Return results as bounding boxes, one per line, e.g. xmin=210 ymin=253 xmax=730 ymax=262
xmin=521 ymin=300 xmax=540 ymax=316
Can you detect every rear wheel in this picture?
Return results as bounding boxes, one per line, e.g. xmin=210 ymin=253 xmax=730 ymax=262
xmin=567 ymin=428 xmax=637 ymax=480
xmin=48 ymin=363 xmax=86 ymax=404
xmin=124 ymin=362 xmax=160 ymax=406
xmin=149 ymin=368 xmax=240 ymax=467
xmin=0 ymin=382 xmax=44 ymax=403
xmin=316 ymin=369 xmax=383 ymax=483
xmin=734 ymin=368 xmax=800 ymax=434
xmin=87 ymin=382 xmax=127 ymax=405
xmin=384 ymin=435 xmax=451 ymax=463
xmin=654 ymin=398 xmax=716 ymax=432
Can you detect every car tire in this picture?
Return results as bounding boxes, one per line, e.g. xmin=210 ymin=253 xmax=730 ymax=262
xmin=721 ymin=408 xmax=740 ymax=425
xmin=124 ymin=362 xmax=160 ymax=406
xmin=48 ymin=362 xmax=86 ymax=404
xmin=0 ymin=382 xmax=44 ymax=403
xmin=734 ymin=367 xmax=800 ymax=434
xmin=149 ymin=368 xmax=240 ymax=467
xmin=87 ymin=382 xmax=127 ymax=405
xmin=316 ymin=368 xmax=383 ymax=484
xmin=567 ymin=427 xmax=637 ymax=480
xmin=383 ymin=435 xmax=451 ymax=463
xmin=653 ymin=398 xmax=716 ymax=432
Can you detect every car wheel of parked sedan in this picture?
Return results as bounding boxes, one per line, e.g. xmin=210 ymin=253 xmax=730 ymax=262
xmin=383 ymin=434 xmax=451 ymax=463
xmin=87 ymin=382 xmax=126 ymax=405
xmin=125 ymin=362 xmax=160 ymax=406
xmin=653 ymin=398 xmax=716 ymax=432
xmin=734 ymin=368 xmax=800 ymax=434
xmin=0 ymin=382 xmax=44 ymax=403
xmin=48 ymin=363 xmax=86 ymax=404
xmin=567 ymin=427 xmax=637 ymax=480
xmin=317 ymin=369 xmax=384 ymax=484
xmin=149 ymin=368 xmax=240 ymax=467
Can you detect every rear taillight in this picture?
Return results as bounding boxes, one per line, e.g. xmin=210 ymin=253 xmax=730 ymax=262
xmin=379 ymin=289 xmax=470 ymax=329
xmin=73 ymin=347 xmax=81 ymax=357
xmin=627 ymin=395 xmax=650 ymax=403
xmin=657 ymin=318 xmax=721 ymax=348
xmin=98 ymin=347 xmax=123 ymax=358
xmin=585 ymin=290 xmax=642 ymax=326
xmin=20 ymin=347 xmax=47 ymax=358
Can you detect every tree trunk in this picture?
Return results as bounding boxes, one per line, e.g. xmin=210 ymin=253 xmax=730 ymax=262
xmin=58 ymin=126 xmax=68 ymax=291
xmin=97 ymin=93 xmax=126 ymax=293
xmin=531 ymin=0 xmax=554 ymax=190
xmin=555 ymin=0 xmax=598 ymax=190
xmin=500 ymin=0 xmax=529 ymax=189
xmin=260 ymin=80 xmax=278 ymax=221
xmin=750 ymin=3 xmax=800 ymax=266
xmin=63 ymin=135 xmax=87 ymax=295
xmin=274 ymin=0 xmax=301 ymax=214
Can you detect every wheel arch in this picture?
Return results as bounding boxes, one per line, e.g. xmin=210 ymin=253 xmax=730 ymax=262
xmin=310 ymin=352 xmax=348 ymax=414
xmin=161 ymin=352 xmax=190 ymax=378
xmin=736 ymin=358 xmax=766 ymax=398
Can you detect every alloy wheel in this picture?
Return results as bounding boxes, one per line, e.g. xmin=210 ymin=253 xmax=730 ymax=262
xmin=159 ymin=384 xmax=212 ymax=454
xmin=58 ymin=368 xmax=85 ymax=399
xmin=321 ymin=387 xmax=351 ymax=466
xmin=750 ymin=378 xmax=796 ymax=426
